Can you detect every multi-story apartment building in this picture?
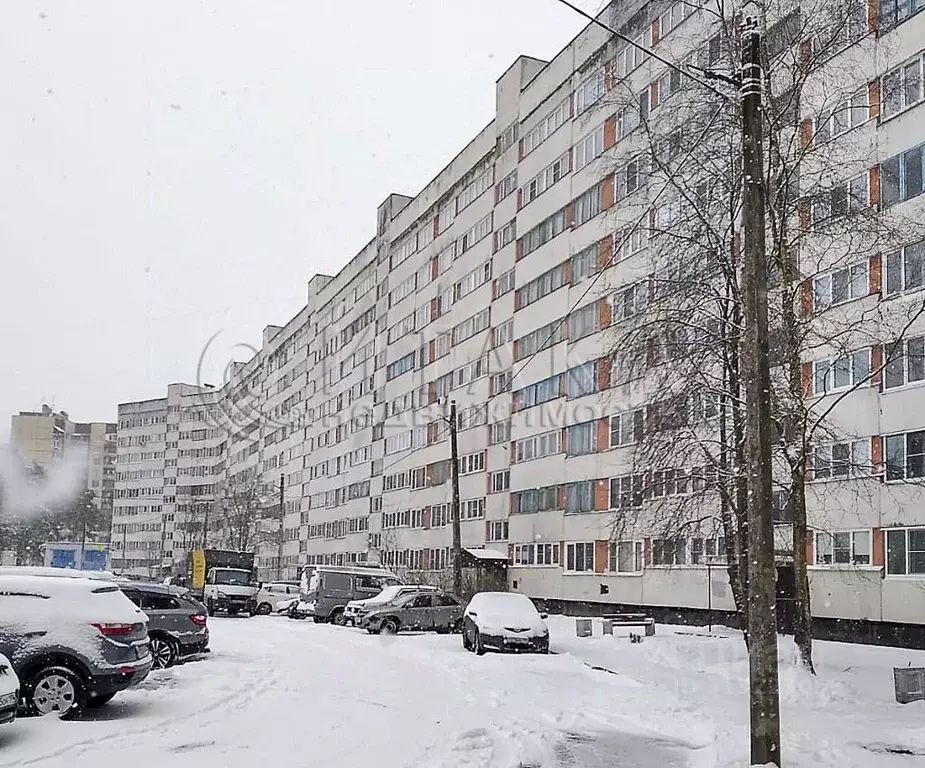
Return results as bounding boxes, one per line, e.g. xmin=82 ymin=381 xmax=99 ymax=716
xmin=113 ymin=1 xmax=925 ymax=638
xmin=10 ymin=405 xmax=116 ymax=519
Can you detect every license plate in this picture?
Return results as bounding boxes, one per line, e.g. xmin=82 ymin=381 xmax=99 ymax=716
xmin=0 ymin=692 xmax=16 ymax=708
xmin=506 ymin=638 xmax=529 ymax=646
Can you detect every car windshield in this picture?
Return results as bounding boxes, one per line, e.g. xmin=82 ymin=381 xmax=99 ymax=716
xmin=214 ymin=570 xmax=250 ymax=586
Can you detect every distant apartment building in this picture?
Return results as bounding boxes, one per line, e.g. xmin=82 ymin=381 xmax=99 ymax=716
xmin=113 ymin=1 xmax=925 ymax=638
xmin=10 ymin=405 xmax=116 ymax=519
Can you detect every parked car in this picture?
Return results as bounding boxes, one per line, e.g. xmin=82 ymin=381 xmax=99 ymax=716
xmin=292 ymin=565 xmax=400 ymax=624
xmin=365 ymin=590 xmax=464 ymax=635
xmin=118 ymin=581 xmax=209 ymax=669
xmin=0 ymin=653 xmax=18 ymax=726
xmin=0 ymin=573 xmax=152 ymax=718
xmin=462 ymin=592 xmax=549 ymax=655
xmin=345 ymin=584 xmax=438 ymax=627
xmin=254 ymin=582 xmax=299 ymax=615
xmin=0 ymin=566 xmax=116 ymax=581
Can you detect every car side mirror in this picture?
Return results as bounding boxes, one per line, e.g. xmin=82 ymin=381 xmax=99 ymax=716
xmin=540 ymin=613 xmax=548 ymax=620
xmin=468 ymin=612 xmax=477 ymax=618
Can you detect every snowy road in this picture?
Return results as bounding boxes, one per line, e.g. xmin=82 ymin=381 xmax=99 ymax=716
xmin=0 ymin=616 xmax=697 ymax=768
xmin=2 ymin=616 xmax=925 ymax=768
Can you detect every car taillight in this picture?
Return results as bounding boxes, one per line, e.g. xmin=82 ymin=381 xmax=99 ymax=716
xmin=92 ymin=623 xmax=135 ymax=637
xmin=189 ymin=614 xmax=207 ymax=627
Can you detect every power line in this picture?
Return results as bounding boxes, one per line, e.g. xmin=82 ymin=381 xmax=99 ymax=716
xmin=551 ymin=0 xmax=733 ymax=100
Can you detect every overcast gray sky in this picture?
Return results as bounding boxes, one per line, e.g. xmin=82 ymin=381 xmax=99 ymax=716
xmin=0 ymin=1 xmax=593 ymax=437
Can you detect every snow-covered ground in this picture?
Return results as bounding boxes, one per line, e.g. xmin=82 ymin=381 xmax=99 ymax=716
xmin=0 ymin=615 xmax=923 ymax=767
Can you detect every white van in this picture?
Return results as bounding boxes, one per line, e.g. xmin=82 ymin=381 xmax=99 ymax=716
xmin=292 ymin=565 xmax=400 ymax=625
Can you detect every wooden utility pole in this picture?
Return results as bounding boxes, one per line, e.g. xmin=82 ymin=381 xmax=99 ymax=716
xmin=277 ymin=473 xmax=285 ymax=581
xmin=740 ymin=17 xmax=782 ymax=767
xmin=448 ymin=400 xmax=463 ymax=597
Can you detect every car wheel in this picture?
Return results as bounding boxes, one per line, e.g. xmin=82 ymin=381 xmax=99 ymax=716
xmin=227 ymin=607 xmax=239 ymax=617
xmin=474 ymin=630 xmax=486 ymax=656
xmin=86 ymin=692 xmax=116 ymax=709
xmin=149 ymin=635 xmax=179 ymax=669
xmin=331 ymin=609 xmax=347 ymax=626
xmin=462 ymin=629 xmax=471 ymax=651
xmin=25 ymin=665 xmax=88 ymax=719
xmin=452 ymin=618 xmax=464 ymax=634
xmin=381 ymin=618 xmax=399 ymax=635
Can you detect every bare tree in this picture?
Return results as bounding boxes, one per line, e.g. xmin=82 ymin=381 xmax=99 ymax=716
xmin=595 ymin=0 xmax=925 ymax=675
xmin=213 ymin=473 xmax=272 ymax=553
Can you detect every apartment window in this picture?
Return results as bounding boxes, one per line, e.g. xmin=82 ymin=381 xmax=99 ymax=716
xmin=609 ymin=541 xmax=644 ymax=573
xmin=513 ymin=374 xmax=562 ymax=411
xmin=498 ymin=122 xmax=519 ymax=154
xmin=811 ymin=175 xmax=869 ymax=224
xmin=522 ymin=100 xmax=570 ymax=156
xmin=512 ymin=485 xmax=560 ymax=514
xmin=522 ymin=208 xmax=568 ymax=257
xmin=879 ymin=0 xmax=925 ymax=32
xmin=885 ymin=336 xmax=925 ymax=389
xmin=615 ymin=227 xmax=647 ymax=262
xmin=452 ymin=308 xmax=491 ymax=345
xmin=461 ymin=498 xmax=485 ymax=520
xmin=813 ymin=349 xmax=870 ymax=394
xmin=386 ymin=352 xmax=415 ymax=381
xmin=523 ymin=153 xmax=570 ymax=204
xmin=516 ymin=429 xmax=562 ymax=462
xmin=886 ymin=527 xmax=925 ymax=575
xmin=490 ymin=470 xmax=510 ymax=493
xmin=886 ymin=430 xmax=925 ymax=480
xmin=568 ymin=303 xmax=599 ymax=341
xmin=618 ymin=29 xmax=650 ymax=76
xmin=574 ymin=69 xmax=604 ymax=114
xmin=613 ymin=280 xmax=649 ymax=321
xmin=566 ymin=362 xmax=597 ymax=399
xmin=609 ymin=474 xmax=644 ymax=510
xmin=573 ymin=183 xmax=602 ymax=226
xmin=489 ymin=420 xmax=511 ymax=445
xmin=813 ymin=86 xmax=869 ymax=144
xmin=690 ymin=537 xmax=727 ymax=565
xmin=610 ymin=409 xmax=644 ymax=447
xmin=517 ymin=263 xmax=567 ymax=308
xmin=571 ymin=243 xmax=600 ymax=282
xmin=497 ymin=171 xmax=517 ymax=201
xmin=565 ymin=481 xmax=595 ymax=513
xmin=490 ymin=371 xmax=512 ymax=394
xmin=813 ymin=261 xmax=868 ymax=310
xmin=816 ymin=530 xmax=871 ymax=565
xmin=495 ymin=220 xmax=517 ymax=251
xmin=616 ymin=156 xmax=648 ymax=201
xmin=882 ymin=53 xmax=925 ymax=119
xmin=566 ymin=422 xmax=597 ymax=456
xmin=880 ymin=142 xmax=925 ymax=209
xmin=389 ymin=274 xmax=417 ymax=307
xmin=459 ymin=451 xmax=486 ymax=475
xmin=455 ymin=167 xmax=493 ymax=214
xmin=492 ymin=319 xmax=514 ymax=348
xmin=487 ymin=521 xmax=509 ymax=541
xmin=515 ymin=321 xmax=565 ymax=360
xmin=437 ymin=242 xmax=456 ymax=274
xmin=652 ymin=538 xmax=687 ymax=566
xmin=459 ymin=214 xmax=492 ymax=252
xmin=455 ymin=262 xmax=492 ymax=300
xmin=565 ymin=541 xmax=595 ymax=571
xmin=574 ymin=124 xmax=605 ymax=171
xmin=495 ymin=269 xmax=515 ymax=297
xmin=813 ymin=440 xmax=870 ymax=479
xmin=884 ymin=240 xmax=925 ymax=296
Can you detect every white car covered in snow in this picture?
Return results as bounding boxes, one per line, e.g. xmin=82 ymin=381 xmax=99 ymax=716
xmin=0 ymin=653 xmax=18 ymax=726
xmin=345 ymin=584 xmax=438 ymax=627
xmin=462 ymin=592 xmax=549 ymax=655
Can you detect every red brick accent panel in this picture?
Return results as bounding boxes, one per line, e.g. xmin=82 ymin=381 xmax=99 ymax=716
xmin=806 ymin=530 xmax=814 ymax=565
xmin=804 ymin=453 xmax=814 ymax=482
xmin=599 ymin=235 xmax=614 ymax=269
xmin=651 ymin=17 xmax=661 ymax=45
xmin=871 ymin=345 xmax=883 ymax=387
xmin=872 ymin=528 xmax=884 ymax=567
xmin=867 ymin=0 xmax=879 ymax=31
xmin=643 ymin=538 xmax=652 ymax=566
xmin=594 ymin=479 xmax=609 ymax=511
xmin=801 ymin=362 xmax=813 ymax=396
xmin=869 ymin=80 xmax=881 ymax=119
xmin=599 ymin=297 xmax=613 ymax=329
xmin=799 ymin=200 xmax=812 ymax=231
xmin=596 ymin=420 xmax=609 ymax=454
xmin=597 ymin=358 xmax=612 ymax=390
xmin=603 ymin=115 xmax=617 ymax=150
xmin=516 ymin=239 xmax=525 ymax=261
xmin=871 ymin=435 xmax=884 ymax=475
xmin=801 ymin=279 xmax=814 ymax=316
xmin=869 ymin=166 xmax=880 ymax=208
xmin=800 ymin=119 xmax=813 ymax=149
xmin=595 ymin=541 xmax=608 ymax=573
xmin=558 ymin=486 xmax=568 ymax=509
xmin=601 ymin=175 xmax=616 ymax=210
xmin=869 ymin=253 xmax=882 ymax=294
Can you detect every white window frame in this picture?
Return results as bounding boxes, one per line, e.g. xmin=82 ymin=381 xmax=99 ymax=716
xmin=815 ymin=529 xmax=871 ymax=565
xmin=564 ymin=541 xmax=596 ymax=572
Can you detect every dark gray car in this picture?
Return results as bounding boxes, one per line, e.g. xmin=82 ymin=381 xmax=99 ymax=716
xmin=118 ymin=581 xmax=209 ymax=669
xmin=0 ymin=573 xmax=152 ymax=718
xmin=365 ymin=590 xmax=464 ymax=635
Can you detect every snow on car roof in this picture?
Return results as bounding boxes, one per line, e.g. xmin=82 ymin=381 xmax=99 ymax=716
xmin=463 ymin=548 xmax=509 ymax=561
xmin=467 ymin=591 xmax=540 ymax=620
xmin=0 ymin=573 xmax=146 ymax=624
xmin=0 ymin=566 xmax=116 ymax=580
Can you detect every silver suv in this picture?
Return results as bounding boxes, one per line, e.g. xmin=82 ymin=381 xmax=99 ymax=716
xmin=364 ymin=590 xmax=464 ymax=635
xmin=118 ymin=581 xmax=209 ymax=669
xmin=0 ymin=573 xmax=152 ymax=718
